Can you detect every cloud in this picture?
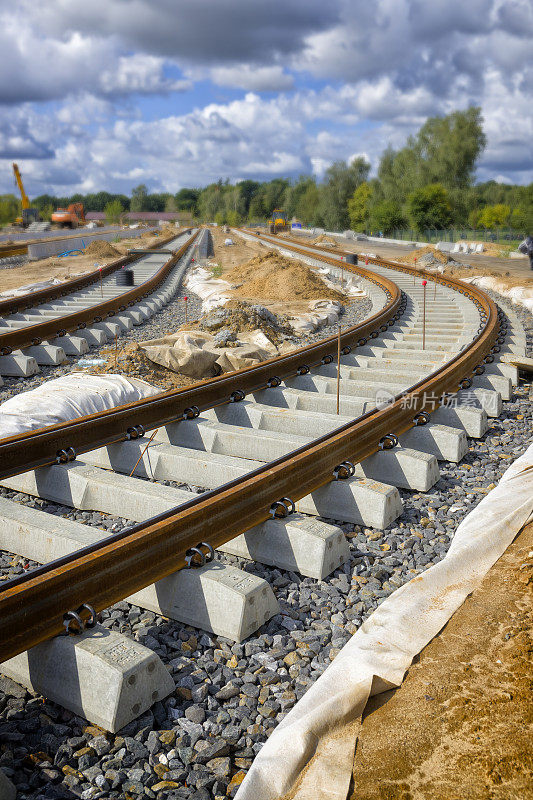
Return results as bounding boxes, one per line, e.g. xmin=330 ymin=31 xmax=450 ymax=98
xmin=210 ymin=65 xmax=294 ymax=92
xmin=0 ymin=0 xmax=532 ymax=192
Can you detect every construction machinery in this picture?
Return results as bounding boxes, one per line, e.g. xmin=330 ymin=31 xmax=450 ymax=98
xmin=269 ymin=209 xmax=289 ymax=234
xmin=51 ymin=203 xmax=86 ymax=229
xmin=12 ymin=163 xmax=40 ymax=227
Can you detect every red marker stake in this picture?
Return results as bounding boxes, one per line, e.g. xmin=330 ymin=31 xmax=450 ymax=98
xmin=184 ymin=296 xmax=188 ymax=323
xmin=99 ymin=266 xmax=103 ymax=297
xmin=422 ymin=280 xmax=427 ymax=350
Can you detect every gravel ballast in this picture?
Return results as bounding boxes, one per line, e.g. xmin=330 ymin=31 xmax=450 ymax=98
xmin=0 ymin=281 xmax=531 ymax=797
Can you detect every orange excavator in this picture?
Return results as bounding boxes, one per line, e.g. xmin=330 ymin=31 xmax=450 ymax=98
xmin=51 ymin=203 xmax=86 ymax=228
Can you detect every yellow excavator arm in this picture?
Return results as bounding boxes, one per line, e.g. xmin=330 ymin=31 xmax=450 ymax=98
xmin=12 ymin=163 xmax=30 ymax=210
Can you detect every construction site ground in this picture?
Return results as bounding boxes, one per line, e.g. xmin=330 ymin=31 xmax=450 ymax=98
xmin=0 ymin=228 xmax=174 ymax=295
xmin=350 ymin=521 xmax=533 ymax=800
xmin=331 ymin=237 xmax=532 ymax=281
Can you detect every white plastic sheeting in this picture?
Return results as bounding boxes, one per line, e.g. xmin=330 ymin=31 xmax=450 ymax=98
xmin=0 ymin=373 xmax=160 ymax=440
xmin=0 ymin=278 xmax=63 ymax=298
xmin=461 ymin=275 xmax=533 ymax=314
xmin=289 ymin=300 xmax=345 ymax=334
xmin=236 ymin=442 xmax=533 ymax=800
xmin=184 ymin=265 xmax=234 ymax=312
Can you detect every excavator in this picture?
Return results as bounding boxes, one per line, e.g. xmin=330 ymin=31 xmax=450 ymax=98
xmin=269 ymin=209 xmax=289 ymax=234
xmin=12 ymin=163 xmax=40 ymax=227
xmin=51 ymin=202 xmax=86 ymax=228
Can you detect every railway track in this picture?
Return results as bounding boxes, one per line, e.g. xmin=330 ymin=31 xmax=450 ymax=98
xmin=0 ymin=229 xmax=527 ymax=761
xmin=0 ymin=229 xmax=196 ymax=384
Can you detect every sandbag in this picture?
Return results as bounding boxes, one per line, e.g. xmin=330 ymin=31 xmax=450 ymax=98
xmin=140 ymin=329 xmax=277 ymax=378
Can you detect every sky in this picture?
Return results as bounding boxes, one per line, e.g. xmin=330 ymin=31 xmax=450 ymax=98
xmin=1 ymin=0 xmax=532 ymax=197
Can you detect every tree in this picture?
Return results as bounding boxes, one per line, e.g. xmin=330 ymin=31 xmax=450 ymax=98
xmin=130 ymin=184 xmax=149 ymax=212
xmin=175 ymin=188 xmax=200 ymax=215
xmin=407 ymin=183 xmax=452 ymax=230
xmin=0 ymin=194 xmax=20 ymax=225
xmin=165 ymin=195 xmax=178 ymax=213
xmin=369 ymin=201 xmax=406 ymax=234
xmin=378 ymin=108 xmax=486 ymax=205
xmin=105 ymin=199 xmax=124 ymax=225
xmin=295 ymin=181 xmax=321 ymax=225
xmin=477 ymin=204 xmax=510 ymax=229
xmin=348 ymin=182 xmax=372 ymax=231
xmin=319 ymin=157 xmax=370 ymax=231
xmin=226 ymin=209 xmax=241 ymax=226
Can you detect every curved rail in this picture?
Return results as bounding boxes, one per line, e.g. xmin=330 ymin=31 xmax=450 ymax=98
xmin=0 ymin=231 xmax=198 ymax=355
xmin=0 ymin=240 xmax=501 ymax=661
xmin=0 ymin=258 xmax=401 ymax=480
xmin=0 ymin=229 xmax=191 ymax=318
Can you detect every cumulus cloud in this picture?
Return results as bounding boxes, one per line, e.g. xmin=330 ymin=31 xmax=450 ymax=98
xmin=0 ymin=0 xmax=532 ymax=191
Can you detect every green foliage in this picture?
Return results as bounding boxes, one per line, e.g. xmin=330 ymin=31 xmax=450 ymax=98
xmin=407 ymin=183 xmax=452 ymax=230
xmin=477 ymin=203 xmax=510 ymax=229
xmin=319 ymin=157 xmax=370 ymax=231
xmin=0 ymin=194 xmax=20 ymax=225
xmin=347 ymin=182 xmax=372 ymax=230
xmin=130 ymin=184 xmax=149 ymax=212
xmin=369 ymin=200 xmax=406 ymax=234
xmin=104 ymin=199 xmax=124 ymax=224
xmin=214 ymin=211 xmax=225 ymax=226
xmin=226 ymin=209 xmax=241 ymax=226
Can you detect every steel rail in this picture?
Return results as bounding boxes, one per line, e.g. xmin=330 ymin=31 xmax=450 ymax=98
xmin=0 ymin=240 xmax=499 ymax=661
xmin=0 ymin=231 xmax=198 ymax=355
xmin=0 ymin=259 xmax=401 ymax=480
xmin=0 ymin=229 xmax=192 ymax=318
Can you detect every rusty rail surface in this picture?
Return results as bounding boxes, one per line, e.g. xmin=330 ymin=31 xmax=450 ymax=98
xmin=0 ymin=237 xmax=500 ymax=661
xmin=0 ymin=231 xmax=198 ymax=354
xmin=0 ymin=259 xmax=401 ymax=480
xmin=0 ymin=229 xmax=192 ymax=318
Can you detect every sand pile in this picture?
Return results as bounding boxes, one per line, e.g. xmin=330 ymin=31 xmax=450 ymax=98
xmin=309 ymin=234 xmax=338 ymax=247
xmin=197 ymin=300 xmax=297 ymax=346
xmin=226 ymin=250 xmax=345 ymax=302
xmin=397 ymin=246 xmax=462 ymax=268
xmin=84 ymin=240 xmax=120 ymax=257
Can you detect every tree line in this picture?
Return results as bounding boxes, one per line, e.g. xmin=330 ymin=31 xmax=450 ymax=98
xmin=1 ymin=108 xmax=532 ymax=234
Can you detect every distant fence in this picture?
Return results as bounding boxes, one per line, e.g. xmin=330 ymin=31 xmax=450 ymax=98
xmin=383 ymin=228 xmax=526 ymax=245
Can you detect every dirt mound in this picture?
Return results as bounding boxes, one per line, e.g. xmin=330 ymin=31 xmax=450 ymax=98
xmin=226 ymin=250 xmax=345 ymax=303
xmin=84 ymin=240 xmax=120 ymax=257
xmin=397 ymin=245 xmax=463 ymax=269
xmin=85 ymin=341 xmax=196 ymax=391
xmin=309 ymin=234 xmax=338 ymax=247
xmin=197 ymin=300 xmax=297 ymax=346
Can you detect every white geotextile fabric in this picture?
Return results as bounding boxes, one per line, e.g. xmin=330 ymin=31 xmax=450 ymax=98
xmin=0 ymin=373 xmax=159 ymax=439
xmin=0 ymin=278 xmax=63 ymax=298
xmin=462 ymin=275 xmax=533 ymax=314
xmin=236 ymin=441 xmax=533 ymax=800
xmin=184 ymin=265 xmax=234 ymax=312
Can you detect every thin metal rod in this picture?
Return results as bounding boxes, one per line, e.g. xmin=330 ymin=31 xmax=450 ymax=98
xmin=337 ymin=324 xmax=341 ymax=415
xmin=423 ymin=282 xmax=426 ymax=350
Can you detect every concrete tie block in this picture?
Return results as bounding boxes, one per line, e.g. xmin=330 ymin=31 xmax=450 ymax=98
xmin=471 ymin=373 xmax=512 ymax=400
xmin=155 ymin=419 xmax=306 ymax=462
xmin=218 ymin=515 xmax=349 ymax=579
xmin=129 ymin=564 xmax=279 ymax=643
xmin=457 ymin=387 xmax=502 ymax=418
xmin=92 ymin=321 xmax=122 ymax=338
xmin=48 ymin=335 xmax=89 ymax=356
xmin=1 ymin=625 xmax=174 ymax=732
xmin=21 ymin=344 xmax=66 ymax=366
xmin=428 ymin=405 xmax=488 ymax=438
xmin=107 ymin=315 xmax=133 ymax=332
xmin=354 ymin=447 xmax=440 ymax=491
xmin=398 ymin=423 xmax=468 ymax=462
xmin=0 ymin=353 xmax=39 ymax=376
xmin=0 ymin=497 xmax=278 ymax=641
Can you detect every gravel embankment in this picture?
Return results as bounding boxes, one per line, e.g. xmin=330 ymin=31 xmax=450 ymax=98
xmin=0 ymin=296 xmax=530 ymax=799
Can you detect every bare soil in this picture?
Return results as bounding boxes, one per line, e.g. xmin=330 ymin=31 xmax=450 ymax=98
xmin=86 ymin=342 xmax=197 ymax=392
xmin=226 ymin=250 xmax=345 ymax=304
xmin=350 ymin=523 xmax=533 ymax=800
xmin=0 ymin=230 xmax=170 ymax=294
